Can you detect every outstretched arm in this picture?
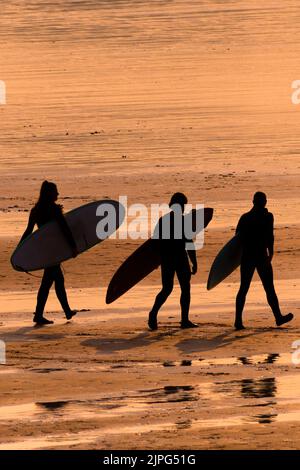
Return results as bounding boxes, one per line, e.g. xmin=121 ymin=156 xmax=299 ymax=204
xmin=19 ymin=209 xmax=36 ymax=244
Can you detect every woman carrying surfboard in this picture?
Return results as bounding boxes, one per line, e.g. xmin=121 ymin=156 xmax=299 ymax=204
xmin=20 ymin=181 xmax=78 ymax=325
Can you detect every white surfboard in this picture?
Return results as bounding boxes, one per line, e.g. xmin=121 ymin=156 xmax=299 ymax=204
xmin=207 ymin=234 xmax=243 ymax=290
xmin=11 ymin=200 xmax=125 ymax=272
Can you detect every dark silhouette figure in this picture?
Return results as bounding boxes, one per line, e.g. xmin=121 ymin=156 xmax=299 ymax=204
xmin=20 ymin=181 xmax=78 ymax=325
xmin=148 ymin=192 xmax=198 ymax=330
xmin=235 ymin=191 xmax=293 ymax=330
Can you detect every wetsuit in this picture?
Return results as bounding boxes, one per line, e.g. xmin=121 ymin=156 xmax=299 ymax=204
xmin=235 ymin=206 xmax=282 ymax=323
xmin=150 ymin=211 xmax=193 ymax=323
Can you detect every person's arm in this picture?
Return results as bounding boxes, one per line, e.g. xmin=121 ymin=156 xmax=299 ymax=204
xmin=152 ymin=216 xmax=162 ymax=240
xmin=267 ymin=213 xmax=274 ymax=261
xmin=56 ymin=207 xmax=78 ymax=257
xmin=187 ymin=243 xmax=197 ymax=275
xmin=19 ymin=209 xmax=36 ymax=244
xmin=235 ymin=215 xmax=243 ymax=236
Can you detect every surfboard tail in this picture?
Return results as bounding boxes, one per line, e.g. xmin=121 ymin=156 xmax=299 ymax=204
xmin=206 ymin=235 xmax=243 ymax=290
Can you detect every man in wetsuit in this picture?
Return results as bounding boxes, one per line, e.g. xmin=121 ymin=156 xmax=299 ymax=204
xmin=235 ymin=191 xmax=293 ymax=330
xmin=148 ymin=192 xmax=198 ymax=330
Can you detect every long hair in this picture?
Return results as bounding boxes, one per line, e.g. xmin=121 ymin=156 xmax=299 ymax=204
xmin=33 ymin=180 xmax=60 ymax=218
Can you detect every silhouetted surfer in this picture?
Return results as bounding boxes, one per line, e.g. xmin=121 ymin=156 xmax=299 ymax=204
xmin=235 ymin=191 xmax=293 ymax=330
xmin=20 ymin=181 xmax=78 ymax=325
xmin=148 ymin=192 xmax=198 ymax=330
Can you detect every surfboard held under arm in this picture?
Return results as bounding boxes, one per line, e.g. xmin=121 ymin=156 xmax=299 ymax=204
xmin=11 ymin=200 xmax=125 ymax=272
xmin=106 ymin=207 xmax=214 ymax=304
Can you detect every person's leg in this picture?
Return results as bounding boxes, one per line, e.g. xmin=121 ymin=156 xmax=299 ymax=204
xmin=53 ymin=266 xmax=77 ymax=320
xmin=257 ymin=260 xmax=293 ymax=326
xmin=176 ymin=258 xmax=196 ymax=328
xmin=34 ymin=268 xmax=55 ymax=324
xmin=148 ymin=262 xmax=175 ymax=330
xmin=235 ymin=258 xmax=255 ymax=329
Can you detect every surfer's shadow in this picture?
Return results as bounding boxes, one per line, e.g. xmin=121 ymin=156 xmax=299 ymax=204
xmin=175 ymin=331 xmax=232 ymax=354
xmin=81 ymin=331 xmax=175 ymax=354
xmin=1 ymin=326 xmax=66 ymax=342
xmin=175 ymin=328 xmax=273 ymax=354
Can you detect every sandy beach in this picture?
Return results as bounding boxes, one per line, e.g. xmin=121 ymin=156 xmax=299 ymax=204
xmin=0 ymin=282 xmax=299 ymax=450
xmin=0 ymin=0 xmax=299 ymax=450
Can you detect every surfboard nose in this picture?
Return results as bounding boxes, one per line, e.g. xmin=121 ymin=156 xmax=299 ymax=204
xmin=106 ymin=285 xmax=117 ymax=304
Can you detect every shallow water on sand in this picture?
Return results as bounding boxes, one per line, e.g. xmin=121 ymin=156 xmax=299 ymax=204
xmin=1 ymin=372 xmax=300 ymax=449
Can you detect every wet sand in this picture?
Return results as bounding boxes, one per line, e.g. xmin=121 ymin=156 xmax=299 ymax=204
xmin=0 ymin=282 xmax=299 ymax=449
xmin=0 ymin=0 xmax=300 ymax=450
